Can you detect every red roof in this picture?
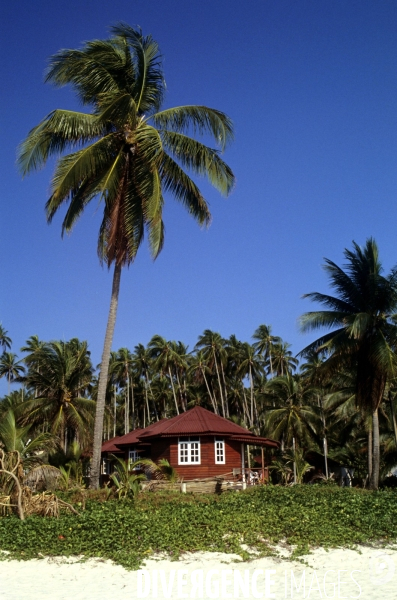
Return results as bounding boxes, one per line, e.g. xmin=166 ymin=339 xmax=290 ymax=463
xmin=137 ymin=406 xmax=278 ymax=447
xmin=101 ymin=436 xmax=125 ymax=453
xmin=102 ymin=407 xmax=278 ymax=452
xmin=111 ymin=428 xmax=150 ymax=448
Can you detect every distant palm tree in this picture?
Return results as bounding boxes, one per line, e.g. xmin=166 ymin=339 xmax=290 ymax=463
xmin=300 ymin=238 xmax=397 ymax=489
xmin=134 ymin=343 xmax=155 ymax=426
xmin=195 ymin=330 xmax=228 ymax=417
xmin=0 ymin=353 xmax=25 ymax=395
xmin=262 ymin=374 xmax=320 ymax=450
xmin=237 ymin=342 xmax=264 ymax=429
xmin=111 ymin=348 xmax=135 ymax=433
xmin=148 ymin=335 xmax=180 ymax=415
xmin=252 ymin=324 xmax=281 ymax=378
xmin=0 ymin=325 xmax=11 ymax=352
xmin=188 ymin=350 xmax=218 ymax=414
xmin=18 ymin=25 xmax=234 ymax=487
xmin=270 ymin=341 xmax=298 ymax=376
xmin=21 ymin=340 xmax=95 ymax=452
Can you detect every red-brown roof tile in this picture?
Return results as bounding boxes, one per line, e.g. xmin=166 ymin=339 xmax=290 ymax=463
xmin=101 ymin=436 xmax=125 ymax=453
xmin=137 ymin=406 xmax=276 ymax=447
xmin=111 ymin=428 xmax=151 ymax=447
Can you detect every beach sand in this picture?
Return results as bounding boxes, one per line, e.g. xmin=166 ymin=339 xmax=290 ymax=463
xmin=0 ymin=545 xmax=396 ymax=599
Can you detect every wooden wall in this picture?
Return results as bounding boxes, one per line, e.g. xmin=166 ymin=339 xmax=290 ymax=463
xmin=151 ymin=436 xmax=242 ymax=480
xmin=101 ymin=437 xmax=244 ymax=484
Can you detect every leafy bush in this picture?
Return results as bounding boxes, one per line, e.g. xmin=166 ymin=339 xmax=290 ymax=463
xmin=0 ymin=486 xmax=396 ymax=570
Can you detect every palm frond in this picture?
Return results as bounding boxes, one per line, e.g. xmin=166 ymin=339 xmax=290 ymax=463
xmin=110 ymin=23 xmax=165 ymax=113
xmin=160 ymin=131 xmax=235 ymax=195
xmin=159 ymin=152 xmax=211 ymax=226
xmin=97 ymin=92 xmax=137 ymax=128
xmin=45 ymin=40 xmax=125 ymax=104
xmin=151 ymin=106 xmax=234 ymax=151
xmin=299 ymin=311 xmax=350 ymax=333
xmin=18 ymin=111 xmax=105 ymax=176
xmin=46 ymin=133 xmax=121 ymax=222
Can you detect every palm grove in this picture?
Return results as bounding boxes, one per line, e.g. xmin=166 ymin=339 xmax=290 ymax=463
xmin=2 ymin=26 xmax=396 ymax=491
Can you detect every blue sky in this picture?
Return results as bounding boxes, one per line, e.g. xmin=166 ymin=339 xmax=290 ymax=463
xmin=1 ymin=1 xmax=397 ymax=394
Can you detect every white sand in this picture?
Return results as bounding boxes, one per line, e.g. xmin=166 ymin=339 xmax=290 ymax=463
xmin=0 ymin=545 xmax=396 ymax=599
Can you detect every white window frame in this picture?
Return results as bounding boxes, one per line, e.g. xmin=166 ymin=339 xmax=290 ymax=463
xmin=178 ymin=437 xmax=201 ymax=465
xmin=128 ymin=448 xmax=140 ymax=470
xmin=215 ymin=438 xmax=225 ymax=464
xmin=101 ymin=458 xmax=109 ymax=475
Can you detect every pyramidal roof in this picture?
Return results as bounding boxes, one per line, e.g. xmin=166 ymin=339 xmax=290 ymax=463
xmin=102 ymin=406 xmax=278 ymax=451
xmin=137 ymin=405 xmax=276 ymax=445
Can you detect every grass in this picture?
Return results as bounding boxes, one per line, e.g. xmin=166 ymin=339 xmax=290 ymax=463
xmin=0 ymin=485 xmax=396 ymax=570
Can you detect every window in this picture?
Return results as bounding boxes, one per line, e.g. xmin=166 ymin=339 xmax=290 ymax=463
xmin=101 ymin=458 xmax=109 ymax=475
xmin=178 ymin=437 xmax=200 ymax=464
xmin=128 ymin=449 xmax=140 ymax=470
xmin=215 ymin=438 xmax=225 ymax=464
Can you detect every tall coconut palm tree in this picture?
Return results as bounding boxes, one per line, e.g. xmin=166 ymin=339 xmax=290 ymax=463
xmin=299 ymin=238 xmax=397 ymax=489
xmin=18 ymin=24 xmax=235 ymax=487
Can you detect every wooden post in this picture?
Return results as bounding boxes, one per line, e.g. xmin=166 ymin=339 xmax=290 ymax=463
xmin=241 ymin=444 xmax=245 ymax=483
xmin=247 ymin=444 xmax=251 ymax=484
xmin=181 ymin=482 xmax=187 ymax=493
xmin=261 ymin=447 xmax=265 ymax=482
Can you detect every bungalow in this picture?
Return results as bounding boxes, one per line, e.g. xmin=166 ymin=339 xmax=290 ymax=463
xmin=101 ymin=405 xmax=278 ymax=482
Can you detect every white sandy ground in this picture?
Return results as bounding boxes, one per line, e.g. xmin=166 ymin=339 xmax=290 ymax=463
xmin=0 ymin=545 xmax=396 ymax=600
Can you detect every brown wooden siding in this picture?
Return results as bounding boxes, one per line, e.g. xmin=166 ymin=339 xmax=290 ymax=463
xmin=101 ymin=437 xmax=243 ymax=483
xmin=166 ymin=436 xmax=242 ymax=480
xmin=150 ymin=439 xmax=171 ymax=463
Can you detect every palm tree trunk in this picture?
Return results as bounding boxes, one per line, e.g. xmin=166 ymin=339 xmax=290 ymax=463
xmin=249 ymin=365 xmax=254 ymax=426
xmin=268 ymin=348 xmax=273 ymax=378
xmin=213 ymin=352 xmax=226 ymax=417
xmin=125 ymin=373 xmax=130 ymax=434
xmin=131 ymin=382 xmax=136 ymax=430
xmin=144 ymin=372 xmax=151 ymax=423
xmin=168 ymin=366 xmax=179 ymax=415
xmin=367 ymin=426 xmax=372 ymax=485
xmin=389 ymin=391 xmax=397 ymax=449
xmin=220 ymin=361 xmax=229 ymax=418
xmin=201 ymin=367 xmax=218 ymax=414
xmin=292 ymin=437 xmax=297 ymax=484
xmin=176 ymin=371 xmax=185 ymax=412
xmin=371 ymin=408 xmax=380 ymax=490
xmin=242 ymin=387 xmax=251 ymax=427
xmin=147 ymin=379 xmax=159 ymax=421
xmin=90 ymin=263 xmax=122 ymax=489
xmin=318 ymin=395 xmax=329 ymax=478
xmin=113 ymin=385 xmax=117 ymax=438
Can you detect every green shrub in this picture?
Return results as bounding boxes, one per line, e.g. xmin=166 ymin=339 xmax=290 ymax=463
xmin=0 ymin=486 xmax=395 ymax=570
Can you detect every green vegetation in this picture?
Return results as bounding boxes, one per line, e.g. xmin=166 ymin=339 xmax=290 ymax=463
xmin=0 ymin=486 xmax=396 ymax=570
